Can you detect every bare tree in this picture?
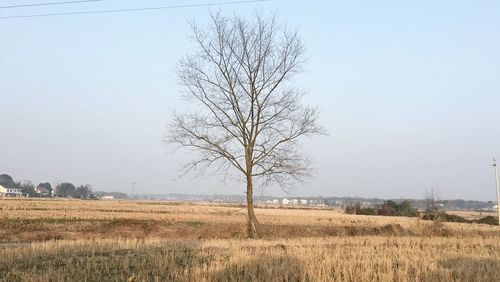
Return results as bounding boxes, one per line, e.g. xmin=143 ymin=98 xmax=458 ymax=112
xmin=167 ymin=12 xmax=325 ymax=238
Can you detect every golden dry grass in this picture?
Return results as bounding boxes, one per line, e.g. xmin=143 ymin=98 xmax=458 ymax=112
xmin=1 ymin=198 xmax=498 ymax=242
xmin=1 ymin=236 xmax=499 ymax=281
xmin=1 ymin=198 xmax=499 ymax=281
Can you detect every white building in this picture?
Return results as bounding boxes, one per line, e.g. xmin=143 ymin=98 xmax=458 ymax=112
xmin=300 ymin=199 xmax=308 ymax=205
xmin=9 ymin=188 xmax=23 ymax=197
xmin=35 ymin=186 xmax=51 ymax=197
xmin=0 ymin=185 xmax=23 ymax=197
xmin=282 ymin=198 xmax=290 ymax=205
xmin=272 ymin=199 xmax=279 ymax=204
xmin=291 ymin=199 xmax=299 ymax=205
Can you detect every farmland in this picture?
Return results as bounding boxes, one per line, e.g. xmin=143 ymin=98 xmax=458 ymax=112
xmin=1 ymin=199 xmax=499 ymax=281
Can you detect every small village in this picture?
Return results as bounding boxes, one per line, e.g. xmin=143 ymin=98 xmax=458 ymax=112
xmin=0 ymin=174 xmax=127 ymax=200
xmin=0 ymin=185 xmax=49 ymax=197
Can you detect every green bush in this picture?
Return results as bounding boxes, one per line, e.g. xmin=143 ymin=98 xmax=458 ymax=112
xmin=344 ymin=204 xmax=377 ymax=215
xmin=356 ymin=207 xmax=378 ymax=215
xmin=442 ymin=213 xmax=469 ymax=223
xmin=474 ymin=216 xmax=498 ymax=226
xmin=346 ymin=201 xmax=418 ymax=218
xmin=344 ymin=204 xmax=358 ymax=215
xmin=422 ymin=211 xmax=470 ymax=223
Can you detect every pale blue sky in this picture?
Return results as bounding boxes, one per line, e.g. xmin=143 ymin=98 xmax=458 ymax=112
xmin=1 ymin=0 xmax=499 ymax=200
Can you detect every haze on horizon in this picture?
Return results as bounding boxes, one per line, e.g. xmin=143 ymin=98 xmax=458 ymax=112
xmin=1 ymin=0 xmax=499 ymax=201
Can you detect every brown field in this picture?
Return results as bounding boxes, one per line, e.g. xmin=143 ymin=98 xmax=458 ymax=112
xmin=1 ymin=198 xmax=499 ymax=281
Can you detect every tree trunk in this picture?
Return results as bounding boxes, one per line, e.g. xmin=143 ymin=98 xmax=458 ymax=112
xmin=246 ymin=171 xmax=260 ymax=239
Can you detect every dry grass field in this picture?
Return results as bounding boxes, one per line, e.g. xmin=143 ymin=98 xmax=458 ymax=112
xmin=1 ymin=198 xmax=499 ymax=281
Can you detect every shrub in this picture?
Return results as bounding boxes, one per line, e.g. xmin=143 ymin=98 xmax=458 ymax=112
xmin=377 ymin=201 xmax=397 ymax=216
xmin=356 ymin=207 xmax=378 ymax=215
xmin=422 ymin=211 xmax=470 ymax=223
xmin=396 ymin=200 xmax=419 ymax=217
xmin=442 ymin=213 xmax=469 ymax=223
xmin=474 ymin=216 xmax=498 ymax=226
xmin=346 ymin=201 xmax=418 ymax=218
xmin=344 ymin=204 xmax=359 ymax=215
xmin=345 ymin=204 xmax=378 ymax=216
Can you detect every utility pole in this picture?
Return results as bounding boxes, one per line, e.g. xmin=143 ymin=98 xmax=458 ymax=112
xmin=131 ymin=182 xmax=135 ymax=201
xmin=493 ymin=159 xmax=500 ymax=226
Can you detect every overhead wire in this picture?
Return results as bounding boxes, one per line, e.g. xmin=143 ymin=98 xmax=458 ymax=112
xmin=0 ymin=0 xmax=103 ymax=10
xmin=0 ymin=0 xmax=270 ymax=19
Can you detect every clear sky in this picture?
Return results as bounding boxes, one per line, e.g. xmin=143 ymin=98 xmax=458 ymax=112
xmin=1 ymin=0 xmax=499 ymax=200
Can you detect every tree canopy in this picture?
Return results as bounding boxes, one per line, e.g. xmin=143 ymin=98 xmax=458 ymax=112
xmin=0 ymin=174 xmax=15 ymax=187
xmin=56 ymin=183 xmax=76 ymax=198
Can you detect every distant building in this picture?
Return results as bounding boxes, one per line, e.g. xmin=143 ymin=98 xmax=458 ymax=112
xmin=494 ymin=205 xmax=498 ymax=210
xmin=35 ymin=186 xmax=51 ymax=197
xmin=11 ymin=188 xmax=24 ymax=197
xmin=102 ymin=196 xmax=115 ymax=200
xmin=300 ymin=199 xmax=308 ymax=205
xmin=282 ymin=198 xmax=290 ymax=205
xmin=94 ymin=191 xmax=128 ymax=200
xmin=265 ymin=199 xmax=280 ymax=205
xmin=291 ymin=199 xmax=299 ymax=205
xmin=0 ymin=186 xmax=23 ymax=197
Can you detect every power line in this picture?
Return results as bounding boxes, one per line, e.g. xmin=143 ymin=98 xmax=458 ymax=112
xmin=0 ymin=0 xmax=270 ymax=19
xmin=0 ymin=0 xmax=103 ymax=10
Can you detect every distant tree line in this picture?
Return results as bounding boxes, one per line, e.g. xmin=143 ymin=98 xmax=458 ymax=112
xmin=55 ymin=183 xmax=95 ymax=199
xmin=345 ymin=200 xmax=418 ymax=217
xmin=345 ymin=199 xmax=498 ymax=226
